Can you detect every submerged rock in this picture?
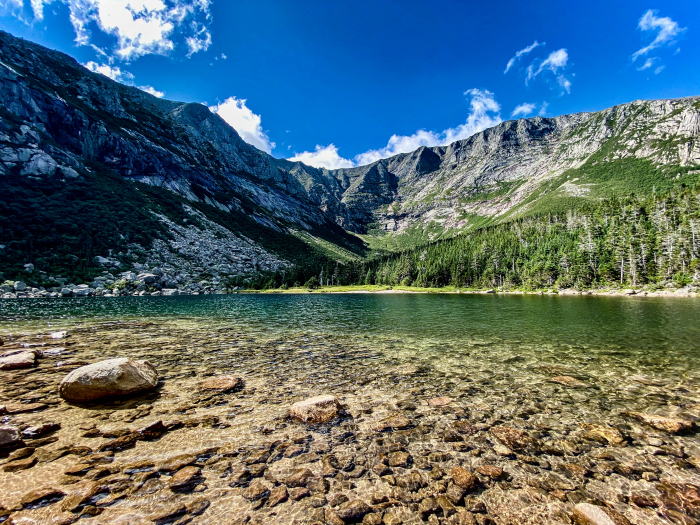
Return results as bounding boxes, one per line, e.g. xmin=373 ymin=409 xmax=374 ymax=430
xmin=198 ymin=375 xmax=242 ymax=392
xmin=0 ymin=350 xmax=36 ymax=370
xmin=573 ymin=503 xmax=632 ymax=525
xmin=289 ymin=394 xmax=341 ymax=423
xmin=59 ymin=358 xmax=158 ymax=402
xmin=626 ymin=412 xmax=694 ymax=433
xmin=0 ymin=425 xmax=22 ymax=449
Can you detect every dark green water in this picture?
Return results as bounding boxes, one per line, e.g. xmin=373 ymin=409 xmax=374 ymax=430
xmin=2 ymin=293 xmax=699 ymax=350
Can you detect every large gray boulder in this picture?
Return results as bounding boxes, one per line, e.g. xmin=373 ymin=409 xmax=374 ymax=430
xmin=59 ymin=358 xmax=158 ymax=402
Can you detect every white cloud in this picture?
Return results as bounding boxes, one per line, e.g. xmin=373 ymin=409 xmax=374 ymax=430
xmin=139 ymin=85 xmax=165 ymax=97
xmin=24 ymin=0 xmax=212 ymax=61
xmin=288 ymin=144 xmax=354 ymax=170
xmin=511 ymin=103 xmax=537 ymax=118
xmin=538 ymin=102 xmax=549 ymax=116
xmin=654 ymin=65 xmax=666 ymax=75
xmin=210 ymin=97 xmax=275 ymax=154
xmin=636 ymin=57 xmax=658 ymax=71
xmin=504 ymin=40 xmax=544 ymax=74
xmin=291 ymin=89 xmax=502 ymax=169
xmin=84 ymin=60 xmax=134 ymax=82
xmin=526 ymin=48 xmax=572 ymax=94
xmin=632 ymin=10 xmax=685 ymax=61
xmin=84 ymin=60 xmax=164 ymax=97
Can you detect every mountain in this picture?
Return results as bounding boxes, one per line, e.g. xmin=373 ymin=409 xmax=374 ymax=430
xmin=0 ymin=30 xmax=698 ymax=291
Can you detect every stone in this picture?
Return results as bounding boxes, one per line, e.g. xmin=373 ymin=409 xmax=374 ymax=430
xmin=60 ymin=481 xmax=102 ymax=512
xmin=169 ymin=466 xmax=204 ymax=492
xmin=289 ymin=487 xmax=310 ymax=500
xmin=551 ymin=376 xmax=588 ymax=388
xmin=336 ymin=499 xmax=371 ymax=521
xmin=282 ymin=468 xmax=315 ymax=487
xmin=572 ymin=503 xmax=632 ymax=525
xmin=3 ymin=455 xmax=37 ymax=472
xmin=489 ymin=426 xmax=539 ymax=451
xmin=374 ymin=415 xmax=412 ymax=431
xmin=243 ymin=480 xmax=270 ymax=501
xmin=0 ymin=350 xmax=36 ymax=369
xmin=580 ymin=424 xmax=625 ymax=445
xmin=198 ymin=375 xmax=242 ymax=392
xmin=627 ymin=412 xmax=694 ymax=433
xmin=7 ymin=447 xmax=35 ymax=461
xmin=388 ymin=451 xmax=411 ymax=468
xmin=289 ymin=395 xmax=341 ymax=423
xmin=59 ymin=358 xmax=158 ymax=402
xmin=419 ymin=497 xmax=440 ymax=519
xmin=20 ymin=487 xmax=66 ymax=508
xmin=187 ymin=498 xmax=210 ymax=516
xmin=451 ymin=467 xmax=477 ymax=490
xmin=0 ymin=425 xmax=22 ymax=448
xmin=22 ymin=422 xmax=61 ymax=438
xmin=267 ymin=485 xmax=288 ymax=507
xmin=428 ymin=396 xmax=452 ymax=407
xmin=136 ymin=420 xmax=167 ymax=439
xmin=476 ymin=465 xmax=504 ymax=479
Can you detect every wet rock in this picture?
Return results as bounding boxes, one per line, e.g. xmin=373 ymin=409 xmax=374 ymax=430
xmin=477 ymin=465 xmax=504 ymax=479
xmin=451 ymin=467 xmax=478 ymax=490
xmin=627 ymin=412 xmax=694 ymax=433
xmin=374 ymin=415 xmax=412 ymax=431
xmin=289 ymin=394 xmax=341 ymax=423
xmin=388 ymin=451 xmax=412 ymax=468
xmin=228 ymin=468 xmax=251 ymax=487
xmin=482 ymin=487 xmax=572 ymax=524
xmin=282 ymin=468 xmax=315 ymax=487
xmin=329 ymin=493 xmax=351 ymax=507
xmin=572 ymin=503 xmax=632 ymax=525
xmin=22 ymin=422 xmax=61 ymax=438
xmin=419 ymin=497 xmax=440 ymax=519
xmin=187 ymin=497 xmax=210 ymax=516
xmin=0 ymin=425 xmax=22 ymax=449
xmin=0 ymin=351 xmax=36 ymax=369
xmin=243 ymin=480 xmax=270 ymax=501
xmin=169 ymin=466 xmax=204 ymax=492
xmin=446 ymin=482 xmax=467 ymax=504
xmin=656 ymin=482 xmax=700 ymax=520
xmin=446 ymin=511 xmax=478 ymax=525
xmin=362 ymin=513 xmax=384 ymax=525
xmin=4 ymin=456 xmax=38 ymax=473
xmin=289 ymin=487 xmax=310 ymax=500
xmin=429 ymin=397 xmax=452 ymax=407
xmin=59 ymin=358 xmax=158 ymax=402
xmin=336 ymin=499 xmax=371 ymax=521
xmin=551 ymin=376 xmax=588 ymax=388
xmin=148 ymin=502 xmax=187 ymax=525
xmin=20 ymin=487 xmax=66 ymax=508
xmin=581 ymin=424 xmax=625 ymax=445
xmin=395 ymin=470 xmax=426 ymax=491
xmin=267 ymin=485 xmax=288 ymax=507
xmin=98 ymin=432 xmax=140 ymax=452
xmin=489 ymin=426 xmax=539 ymax=452
xmin=198 ymin=375 xmax=242 ymax=392
xmin=7 ymin=447 xmax=35 ymax=461
xmin=136 ymin=420 xmax=167 ymax=439
xmin=60 ymin=481 xmax=103 ymax=512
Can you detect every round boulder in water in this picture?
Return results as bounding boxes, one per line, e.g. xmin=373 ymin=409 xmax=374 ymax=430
xmin=59 ymin=358 xmax=158 ymax=402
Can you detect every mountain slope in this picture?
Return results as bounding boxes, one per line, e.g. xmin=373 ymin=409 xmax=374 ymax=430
xmin=0 ymin=29 xmax=699 ymax=289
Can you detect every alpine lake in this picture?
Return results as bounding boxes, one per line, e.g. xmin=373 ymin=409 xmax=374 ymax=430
xmin=1 ymin=293 xmax=700 ymax=525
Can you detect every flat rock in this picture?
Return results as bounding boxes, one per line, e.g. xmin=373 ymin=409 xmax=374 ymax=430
xmin=627 ymin=412 xmax=694 ymax=433
xmin=573 ymin=503 xmax=632 ymax=525
xmin=335 ymin=499 xmax=371 ymax=521
xmin=374 ymin=415 xmax=412 ymax=431
xmin=289 ymin=395 xmax=341 ymax=423
xmin=267 ymin=485 xmax=288 ymax=507
xmin=0 ymin=351 xmax=36 ymax=370
xmin=428 ymin=396 xmax=453 ymax=407
xmin=580 ymin=424 xmax=625 ymax=444
xmin=489 ymin=426 xmax=539 ymax=451
xmin=0 ymin=425 xmax=21 ymax=448
xmin=281 ymin=468 xmax=314 ymax=487
xmin=59 ymin=358 xmax=158 ymax=402
xmin=169 ymin=466 xmax=204 ymax=492
xmin=198 ymin=375 xmax=242 ymax=392
xmin=551 ymin=375 xmax=588 ymax=388
xmin=20 ymin=487 xmax=66 ymax=508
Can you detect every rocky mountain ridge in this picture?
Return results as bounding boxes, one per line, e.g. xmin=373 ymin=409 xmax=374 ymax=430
xmin=1 ymin=29 xmax=699 ymax=288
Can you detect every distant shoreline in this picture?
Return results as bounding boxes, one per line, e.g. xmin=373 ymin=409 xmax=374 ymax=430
xmin=241 ymin=285 xmax=699 ymax=298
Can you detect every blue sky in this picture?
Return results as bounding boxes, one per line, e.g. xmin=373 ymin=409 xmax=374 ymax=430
xmin=0 ymin=1 xmax=697 ymax=168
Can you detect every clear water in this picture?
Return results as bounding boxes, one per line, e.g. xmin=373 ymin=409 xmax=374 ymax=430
xmin=1 ymin=294 xmax=699 ymax=524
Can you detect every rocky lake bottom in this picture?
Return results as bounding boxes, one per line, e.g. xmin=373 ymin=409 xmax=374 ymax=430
xmin=1 ymin=294 xmax=700 ymax=525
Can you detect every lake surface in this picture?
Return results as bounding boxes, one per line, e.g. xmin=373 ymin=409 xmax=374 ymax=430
xmin=1 ymin=294 xmax=700 ymax=524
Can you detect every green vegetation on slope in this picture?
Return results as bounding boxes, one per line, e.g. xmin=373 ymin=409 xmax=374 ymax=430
xmin=325 ymin=184 xmax=700 ymax=290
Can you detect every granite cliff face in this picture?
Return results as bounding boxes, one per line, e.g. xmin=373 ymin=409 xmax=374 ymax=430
xmin=1 ymin=29 xmax=699 ymax=285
